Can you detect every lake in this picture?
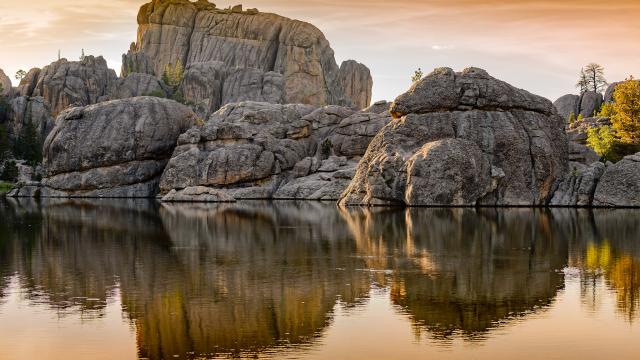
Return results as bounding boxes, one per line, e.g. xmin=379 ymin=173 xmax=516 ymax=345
xmin=0 ymin=198 xmax=639 ymax=359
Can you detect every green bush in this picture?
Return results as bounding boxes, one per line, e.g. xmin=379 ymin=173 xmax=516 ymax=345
xmin=321 ymin=138 xmax=333 ymax=158
xmin=586 ymin=125 xmax=639 ymax=163
xmin=1 ymin=160 xmax=18 ymax=182
xmin=568 ymin=112 xmax=576 ymax=124
xmin=13 ymin=121 xmax=42 ymax=166
xmin=146 ymin=90 xmax=166 ymax=98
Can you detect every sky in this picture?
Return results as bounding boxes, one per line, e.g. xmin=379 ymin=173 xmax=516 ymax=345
xmin=0 ymin=0 xmax=639 ymax=102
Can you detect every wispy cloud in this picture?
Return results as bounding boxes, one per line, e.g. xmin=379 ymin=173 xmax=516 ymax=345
xmin=0 ymin=0 xmax=638 ymax=101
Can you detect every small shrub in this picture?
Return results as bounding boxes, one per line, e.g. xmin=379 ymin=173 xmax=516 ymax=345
xmin=597 ymin=102 xmax=616 ymax=118
xmin=411 ymin=68 xmax=424 ymax=83
xmin=0 ymin=160 xmax=18 ymax=182
xmin=577 ymin=113 xmax=584 ymax=121
xmin=568 ymin=112 xmax=576 ymax=124
xmin=321 ymin=138 xmax=333 ymax=158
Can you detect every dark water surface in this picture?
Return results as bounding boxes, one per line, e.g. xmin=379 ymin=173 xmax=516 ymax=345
xmin=0 ymin=198 xmax=639 ymax=360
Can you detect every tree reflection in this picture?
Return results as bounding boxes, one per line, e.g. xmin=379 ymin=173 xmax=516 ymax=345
xmin=1 ymin=199 xmax=640 ymax=358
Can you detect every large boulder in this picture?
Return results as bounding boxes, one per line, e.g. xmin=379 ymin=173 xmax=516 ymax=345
xmin=0 ymin=68 xmax=11 ymax=96
xmin=550 ymin=161 xmax=606 ymax=206
xmin=553 ymin=94 xmax=579 ymax=121
xmin=127 ymin=0 xmax=372 ymax=114
xmin=579 ymin=91 xmax=603 ymax=118
xmin=27 ymin=56 xmax=118 ymax=114
xmin=40 ymin=97 xmax=197 ymax=198
xmin=115 ymin=72 xmax=168 ymax=99
xmin=593 ymin=153 xmax=640 ymax=207
xmin=159 ymin=101 xmax=390 ymax=201
xmin=339 ymin=67 xmax=569 ymax=206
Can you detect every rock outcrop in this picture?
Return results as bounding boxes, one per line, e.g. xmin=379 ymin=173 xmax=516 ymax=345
xmin=550 ymin=162 xmax=606 ymax=206
xmin=593 ymin=153 xmax=640 ymax=207
xmin=6 ymin=96 xmax=55 ymax=142
xmin=339 ymin=67 xmax=568 ymax=206
xmin=159 ymin=101 xmax=390 ymax=201
xmin=553 ymin=91 xmax=603 ymax=121
xmin=126 ymin=0 xmax=373 ymax=115
xmin=115 ymin=72 xmax=168 ymax=99
xmin=39 ymin=97 xmax=197 ymax=198
xmin=338 ymin=60 xmax=373 ymax=110
xmin=604 ymin=82 xmax=621 ymax=103
xmin=0 ymin=68 xmax=11 ymax=96
xmin=553 ymin=94 xmax=579 ymax=121
xmin=22 ymin=56 xmax=119 ymax=115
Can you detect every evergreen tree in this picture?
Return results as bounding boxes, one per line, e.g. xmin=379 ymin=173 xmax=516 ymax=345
xmin=583 ymin=63 xmax=608 ymax=93
xmin=14 ymin=121 xmax=42 ymax=166
xmin=15 ymin=70 xmax=27 ymax=82
xmin=0 ymin=160 xmax=18 ymax=182
xmin=411 ymin=67 xmax=424 ymax=83
xmin=576 ymin=68 xmax=589 ymax=94
xmin=0 ymin=125 xmax=10 ymax=163
xmin=80 ymin=48 xmax=86 ymax=61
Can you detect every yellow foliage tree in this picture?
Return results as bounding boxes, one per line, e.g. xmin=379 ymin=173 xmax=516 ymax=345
xmin=611 ymin=77 xmax=640 ymax=144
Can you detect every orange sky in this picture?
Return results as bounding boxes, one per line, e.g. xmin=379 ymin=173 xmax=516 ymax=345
xmin=0 ymin=0 xmax=638 ymax=101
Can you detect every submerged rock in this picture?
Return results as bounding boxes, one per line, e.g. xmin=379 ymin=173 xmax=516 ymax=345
xmin=339 ymin=67 xmax=568 ymax=206
xmin=39 ymin=97 xmax=197 ymax=198
xmin=162 ymin=186 xmax=236 ymax=202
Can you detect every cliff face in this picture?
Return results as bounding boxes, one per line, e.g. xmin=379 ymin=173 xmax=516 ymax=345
xmin=125 ymin=0 xmax=373 ymax=111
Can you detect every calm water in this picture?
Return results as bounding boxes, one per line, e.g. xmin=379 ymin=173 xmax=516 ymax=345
xmin=0 ymin=199 xmax=639 ymax=360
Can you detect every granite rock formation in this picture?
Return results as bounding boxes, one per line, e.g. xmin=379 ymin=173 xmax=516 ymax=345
xmin=593 ymin=153 xmax=640 ymax=207
xmin=339 ymin=67 xmax=569 ymax=206
xmin=0 ymin=68 xmax=11 ymax=96
xmin=38 ymin=97 xmax=197 ymax=198
xmin=23 ymin=56 xmax=119 ymax=115
xmin=125 ymin=0 xmax=373 ymax=115
xmin=6 ymin=96 xmax=55 ymax=143
xmin=159 ymin=101 xmax=390 ymax=200
xmin=553 ymin=91 xmax=603 ymax=121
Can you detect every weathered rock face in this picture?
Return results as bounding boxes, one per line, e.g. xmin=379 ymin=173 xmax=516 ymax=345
xmin=6 ymin=96 xmax=55 ymax=143
xmin=116 ymin=73 xmax=168 ymax=99
xmin=16 ymin=68 xmax=41 ymax=97
xmin=127 ymin=0 xmax=372 ymax=114
xmin=40 ymin=97 xmax=197 ymax=198
xmin=553 ymin=94 xmax=579 ymax=121
xmin=550 ymin=161 xmax=606 ymax=206
xmin=0 ymin=68 xmax=11 ymax=96
xmin=159 ymin=101 xmax=390 ymax=201
xmin=339 ymin=67 xmax=569 ymax=206
xmin=180 ymin=61 xmax=226 ymax=118
xmin=554 ymin=91 xmax=604 ymax=120
xmin=579 ymin=91 xmax=603 ymax=118
xmin=593 ymin=153 xmax=640 ymax=207
xmin=338 ymin=60 xmax=373 ymax=110
xmin=363 ymin=100 xmax=391 ymax=114
xmin=25 ymin=56 xmax=118 ymax=115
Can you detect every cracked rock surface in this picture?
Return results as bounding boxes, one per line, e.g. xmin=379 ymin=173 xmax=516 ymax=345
xmin=39 ymin=97 xmax=197 ymax=198
xmin=159 ymin=101 xmax=390 ymax=201
xmin=339 ymin=67 xmax=569 ymax=206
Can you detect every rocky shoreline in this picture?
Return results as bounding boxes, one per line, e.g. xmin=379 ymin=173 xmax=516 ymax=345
xmin=2 ymin=0 xmax=639 ymax=207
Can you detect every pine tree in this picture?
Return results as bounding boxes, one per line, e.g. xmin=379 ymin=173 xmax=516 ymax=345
xmin=0 ymin=124 xmax=10 ymax=163
xmin=576 ymin=68 xmax=589 ymax=94
xmin=80 ymin=48 xmax=86 ymax=61
xmin=411 ymin=67 xmax=424 ymax=83
xmin=14 ymin=121 xmax=42 ymax=166
xmin=583 ymin=63 xmax=608 ymax=93
xmin=0 ymin=160 xmax=18 ymax=182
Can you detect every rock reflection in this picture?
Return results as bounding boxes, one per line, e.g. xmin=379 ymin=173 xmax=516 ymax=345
xmin=339 ymin=207 xmax=568 ymax=340
xmin=1 ymin=199 xmax=640 ymax=358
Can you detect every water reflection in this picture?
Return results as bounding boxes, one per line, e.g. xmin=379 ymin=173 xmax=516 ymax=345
xmin=0 ymin=199 xmax=639 ymax=359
